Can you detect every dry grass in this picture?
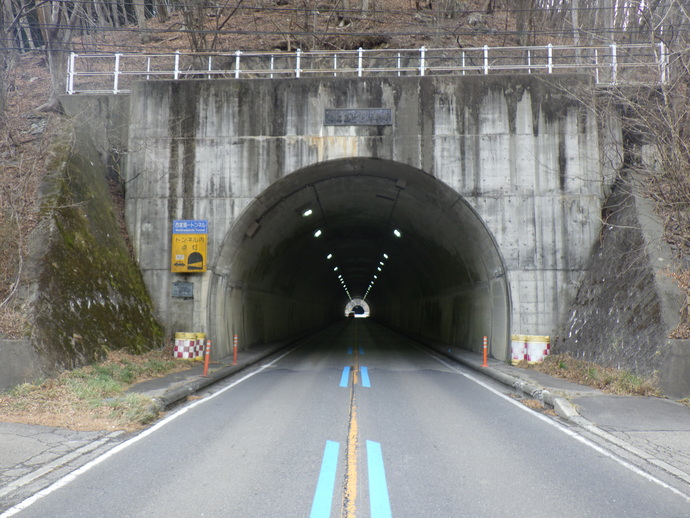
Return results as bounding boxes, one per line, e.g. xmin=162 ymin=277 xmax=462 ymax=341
xmin=517 ymin=354 xmax=661 ymax=397
xmin=0 ymin=349 xmax=191 ymax=431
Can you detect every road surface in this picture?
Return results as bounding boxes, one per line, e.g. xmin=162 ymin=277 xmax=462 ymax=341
xmin=5 ymin=320 xmax=689 ymax=517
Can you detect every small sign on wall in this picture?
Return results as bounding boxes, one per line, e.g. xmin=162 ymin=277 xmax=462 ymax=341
xmin=172 ymin=281 xmax=194 ymax=299
xmin=171 ymin=220 xmax=208 ymax=273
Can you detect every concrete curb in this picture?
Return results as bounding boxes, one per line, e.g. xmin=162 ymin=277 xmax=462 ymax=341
xmin=151 ymin=343 xmax=291 ymax=411
xmin=427 ymin=345 xmax=582 ymax=420
xmin=433 ymin=347 xmax=690 ymax=486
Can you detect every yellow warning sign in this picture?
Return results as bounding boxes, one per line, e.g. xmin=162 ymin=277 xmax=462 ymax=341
xmin=171 ymin=234 xmax=207 ymax=273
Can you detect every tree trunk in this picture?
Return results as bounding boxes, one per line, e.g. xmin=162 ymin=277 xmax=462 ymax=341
xmin=36 ymin=1 xmax=79 ymax=112
xmin=0 ymin=2 xmax=5 ymax=129
xmin=134 ymin=0 xmax=150 ymax=43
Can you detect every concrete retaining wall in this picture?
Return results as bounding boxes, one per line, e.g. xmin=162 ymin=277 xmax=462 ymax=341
xmin=555 ymin=178 xmax=690 ymax=397
xmin=0 ymin=340 xmax=41 ymax=391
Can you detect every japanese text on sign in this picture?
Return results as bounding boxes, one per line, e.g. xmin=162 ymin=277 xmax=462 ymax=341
xmin=173 ymin=220 xmax=208 ymax=234
xmin=171 ymin=220 xmax=208 ymax=273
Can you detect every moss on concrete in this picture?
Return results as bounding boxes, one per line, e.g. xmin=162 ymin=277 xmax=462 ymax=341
xmin=32 ymin=118 xmax=163 ymax=373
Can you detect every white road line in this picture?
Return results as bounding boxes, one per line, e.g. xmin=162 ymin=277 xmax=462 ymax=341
xmin=426 ymin=350 xmax=690 ymax=503
xmin=0 ymin=347 xmax=300 ymax=518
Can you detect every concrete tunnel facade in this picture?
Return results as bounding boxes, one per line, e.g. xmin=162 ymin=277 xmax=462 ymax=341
xmin=123 ymin=74 xmax=617 ymax=362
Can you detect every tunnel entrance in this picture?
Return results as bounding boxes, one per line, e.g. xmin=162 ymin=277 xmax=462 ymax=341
xmin=345 ymin=298 xmax=370 ymax=318
xmin=209 ymin=158 xmax=510 ymax=360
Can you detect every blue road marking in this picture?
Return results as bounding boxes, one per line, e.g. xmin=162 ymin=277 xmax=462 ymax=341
xmin=361 ymin=366 xmax=371 ymax=388
xmin=367 ymin=440 xmax=392 ymax=518
xmin=310 ymin=440 xmax=340 ymax=518
xmin=339 ymin=366 xmax=351 ymax=387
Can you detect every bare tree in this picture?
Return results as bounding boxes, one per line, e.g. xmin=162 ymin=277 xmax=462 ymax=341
xmin=35 ymin=1 xmax=80 ymax=112
xmin=0 ymin=1 xmax=6 ymax=128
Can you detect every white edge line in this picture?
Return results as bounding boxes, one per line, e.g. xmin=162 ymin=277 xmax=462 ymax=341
xmin=0 ymin=347 xmax=299 ymax=518
xmin=425 ymin=350 xmax=690 ymax=503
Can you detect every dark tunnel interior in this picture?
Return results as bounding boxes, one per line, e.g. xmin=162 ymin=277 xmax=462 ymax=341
xmin=209 ymin=158 xmax=510 ymax=360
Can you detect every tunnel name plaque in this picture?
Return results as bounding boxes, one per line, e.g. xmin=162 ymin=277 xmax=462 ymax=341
xmin=324 ymin=108 xmax=392 ymax=126
xmin=171 ymin=220 xmax=208 ymax=273
xmin=172 ymin=281 xmax=194 ymax=299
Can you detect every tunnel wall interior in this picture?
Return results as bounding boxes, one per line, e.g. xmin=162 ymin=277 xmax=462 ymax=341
xmin=124 ymin=75 xmax=617 ymax=360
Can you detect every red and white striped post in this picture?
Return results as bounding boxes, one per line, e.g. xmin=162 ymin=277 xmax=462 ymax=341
xmin=232 ymin=334 xmax=238 ymax=365
xmin=202 ymin=340 xmax=212 ymax=377
xmin=481 ymin=336 xmax=489 ymax=367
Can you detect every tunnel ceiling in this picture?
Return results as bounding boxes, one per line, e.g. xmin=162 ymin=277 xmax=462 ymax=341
xmin=217 ymin=158 xmax=506 ymax=312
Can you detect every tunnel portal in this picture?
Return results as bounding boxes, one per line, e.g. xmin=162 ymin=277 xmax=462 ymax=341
xmin=210 ymin=158 xmax=510 ymax=360
xmin=123 ymin=75 xmax=610 ymax=367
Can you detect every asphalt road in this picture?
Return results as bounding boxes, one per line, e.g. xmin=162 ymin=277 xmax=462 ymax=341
xmin=6 ymin=320 xmax=690 ymax=517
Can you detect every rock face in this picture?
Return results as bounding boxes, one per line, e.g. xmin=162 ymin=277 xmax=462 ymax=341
xmin=9 ymin=117 xmax=164 ymax=383
xmin=554 ymin=178 xmax=690 ymax=397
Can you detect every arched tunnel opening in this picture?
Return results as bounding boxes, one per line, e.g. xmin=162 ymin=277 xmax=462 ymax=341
xmin=345 ymin=298 xmax=370 ymax=318
xmin=209 ymin=158 xmax=510 ymax=361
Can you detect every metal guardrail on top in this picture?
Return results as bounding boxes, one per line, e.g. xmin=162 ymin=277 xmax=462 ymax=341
xmin=66 ymin=42 xmax=670 ymax=95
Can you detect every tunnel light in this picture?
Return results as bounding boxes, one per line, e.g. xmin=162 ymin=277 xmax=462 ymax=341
xmin=314 ymin=229 xmax=322 ymax=238
xmin=302 ymin=208 xmax=313 ymax=217
xmin=377 ymin=267 xmax=381 ymax=272
xmin=327 ymin=253 xmax=333 ymax=260
xmin=393 ymin=229 xmax=402 ymax=238
xmin=383 ymin=253 xmax=389 ymax=259
xmin=334 ymin=266 xmax=339 ymax=271
xmin=373 ymin=275 xmax=378 ymax=279
xmin=379 ymin=261 xmax=384 ymax=266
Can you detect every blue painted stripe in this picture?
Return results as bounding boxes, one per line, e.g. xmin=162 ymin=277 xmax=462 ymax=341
xmin=339 ymin=366 xmax=351 ymax=387
xmin=347 ymin=346 xmax=353 ymax=355
xmin=367 ymin=440 xmax=392 ymax=518
xmin=359 ymin=347 xmax=365 ymax=355
xmin=310 ymin=440 xmax=340 ymax=518
xmin=361 ymin=366 xmax=371 ymax=388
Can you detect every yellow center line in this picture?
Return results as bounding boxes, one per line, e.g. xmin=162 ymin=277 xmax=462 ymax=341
xmin=343 ymin=395 xmax=358 ymax=518
xmin=343 ymin=327 xmax=360 ymax=517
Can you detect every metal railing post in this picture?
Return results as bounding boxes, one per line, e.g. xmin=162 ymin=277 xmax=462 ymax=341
xmin=295 ymin=48 xmax=301 ymax=78
xmin=419 ymin=46 xmax=426 ymax=76
xmin=146 ymin=57 xmax=151 ymax=81
xmin=483 ymin=45 xmax=489 ymax=74
xmin=527 ymin=49 xmax=531 ymax=74
xmin=235 ymin=50 xmax=242 ymax=78
xmin=270 ymin=55 xmax=275 ymax=79
xmin=462 ymin=51 xmax=465 ymax=75
xmin=610 ymin=43 xmax=617 ymax=84
xmin=594 ymin=48 xmax=599 ymax=84
xmin=113 ymin=53 xmax=121 ymax=93
xmin=333 ymin=54 xmax=338 ymax=77
xmin=174 ymin=51 xmax=180 ymax=80
xmin=547 ymin=43 xmax=553 ymax=74
xmin=208 ymin=56 xmax=212 ymax=79
xmin=397 ymin=53 xmax=401 ymax=76
xmin=659 ymin=41 xmax=668 ymax=84
xmin=358 ymin=47 xmax=363 ymax=77
xmin=67 ymin=52 xmax=76 ymax=94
